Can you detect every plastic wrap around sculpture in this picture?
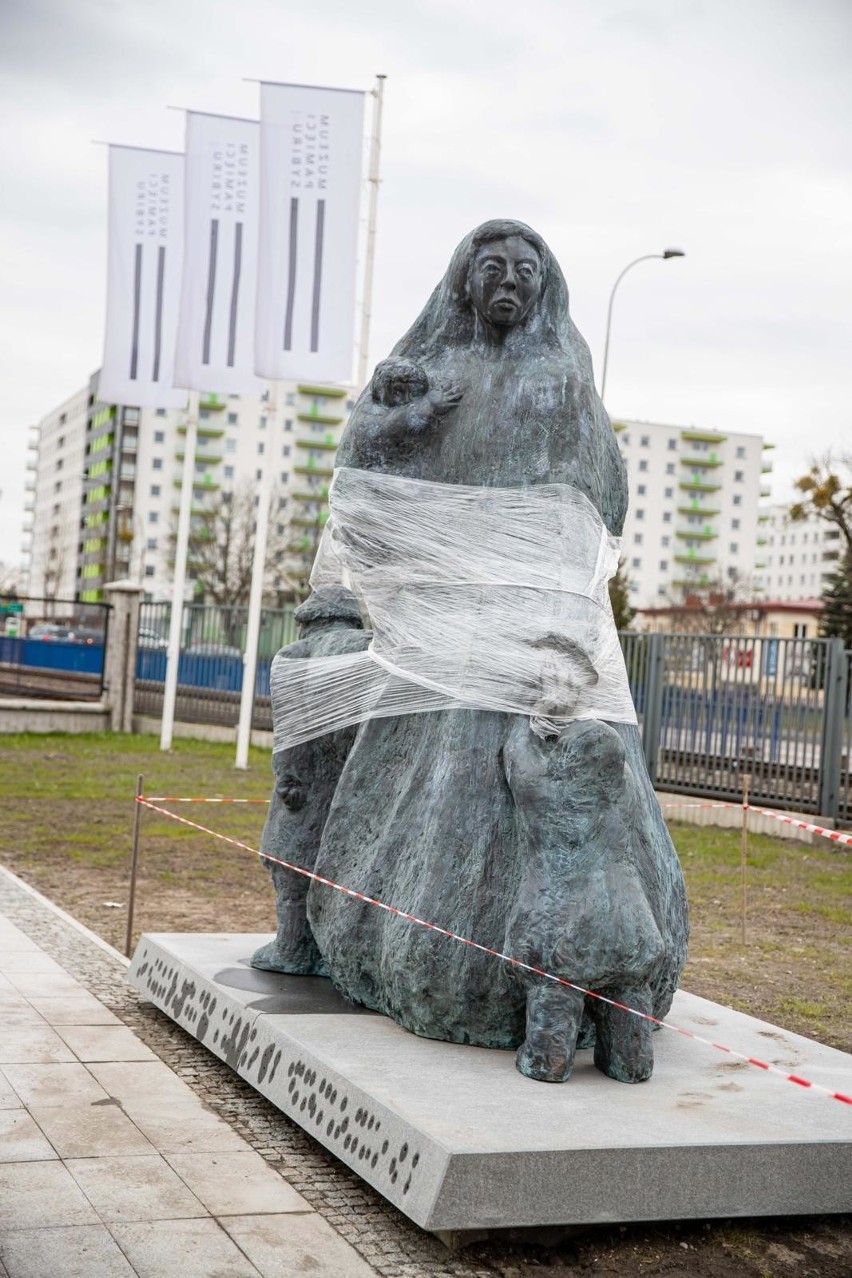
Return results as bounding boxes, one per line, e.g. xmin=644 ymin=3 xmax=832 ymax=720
xmin=256 ymin=219 xmax=688 ymax=1087
xmin=271 ymin=468 xmax=638 ymax=752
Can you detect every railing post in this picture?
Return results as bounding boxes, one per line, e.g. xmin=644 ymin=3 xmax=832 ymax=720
xmin=818 ymin=637 xmax=848 ymax=821
xmin=642 ymin=632 xmax=666 ymax=785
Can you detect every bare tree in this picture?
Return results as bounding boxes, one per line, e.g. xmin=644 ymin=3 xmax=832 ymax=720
xmin=660 ymin=569 xmax=761 ymax=635
xmin=789 ymin=452 xmax=852 ymax=555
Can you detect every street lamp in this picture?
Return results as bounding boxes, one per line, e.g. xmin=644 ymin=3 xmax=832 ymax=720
xmin=599 ymin=249 xmax=685 ymax=402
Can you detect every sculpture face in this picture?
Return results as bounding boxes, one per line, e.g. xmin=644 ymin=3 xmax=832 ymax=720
xmin=468 ymin=234 xmax=543 ymax=327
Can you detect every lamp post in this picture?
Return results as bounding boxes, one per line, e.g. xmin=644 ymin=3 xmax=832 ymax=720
xmin=599 ymin=249 xmax=685 ymax=402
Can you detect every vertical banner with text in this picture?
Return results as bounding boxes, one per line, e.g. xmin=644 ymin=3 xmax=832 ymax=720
xmin=100 ymin=145 xmax=186 ymax=408
xmin=255 ymin=82 xmax=365 ymax=384
xmin=174 ymin=112 xmax=263 ymax=395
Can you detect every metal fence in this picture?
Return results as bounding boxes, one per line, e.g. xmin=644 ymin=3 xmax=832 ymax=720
xmin=131 ymin=609 xmax=851 ymax=822
xmin=0 ymin=596 xmax=111 ymax=700
xmin=134 ymin=601 xmax=297 ymax=729
xmin=621 ymin=632 xmax=851 ymax=821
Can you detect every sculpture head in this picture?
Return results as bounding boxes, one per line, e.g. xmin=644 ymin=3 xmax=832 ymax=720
xmin=371 ymin=357 xmax=429 ymax=407
xmin=295 ymin=586 xmax=363 ymax=634
xmin=466 ymin=233 xmax=544 ymax=329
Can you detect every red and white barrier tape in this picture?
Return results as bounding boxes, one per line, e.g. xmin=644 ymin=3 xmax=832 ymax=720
xmin=745 ymin=806 xmax=852 ymax=848
xmin=136 ymin=795 xmax=852 ymax=1106
xmin=144 ymin=796 xmax=270 ymax=804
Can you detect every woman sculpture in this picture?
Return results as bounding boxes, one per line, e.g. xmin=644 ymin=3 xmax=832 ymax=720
xmin=265 ymin=221 xmax=688 ymax=1084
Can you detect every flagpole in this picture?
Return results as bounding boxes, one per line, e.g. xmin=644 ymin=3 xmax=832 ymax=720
xmin=357 ymin=74 xmax=386 ymax=389
xmin=235 ymin=380 xmax=278 ymax=768
xmin=160 ymin=389 xmax=199 ymax=750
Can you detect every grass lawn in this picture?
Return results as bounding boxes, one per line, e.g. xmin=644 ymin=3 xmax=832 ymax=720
xmin=0 ymin=731 xmax=849 ymax=1052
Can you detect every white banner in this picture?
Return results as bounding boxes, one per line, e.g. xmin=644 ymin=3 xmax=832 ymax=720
xmin=255 ymin=82 xmax=365 ymax=384
xmin=100 ymin=145 xmax=186 ymax=408
xmin=174 ymin=112 xmax=263 ymax=395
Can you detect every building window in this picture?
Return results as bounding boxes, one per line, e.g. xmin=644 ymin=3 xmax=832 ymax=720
xmin=256 ymin=469 xmax=262 ymax=481
xmin=662 ymin=511 xmax=671 ymax=522
xmin=621 ymin=434 xmax=630 ymax=446
xmin=640 ymin=435 xmax=650 ymax=447
xmin=731 ymin=519 xmax=740 ymax=530
xmin=258 ymin=442 xmax=265 ymax=455
xmin=280 ymin=471 xmax=289 ymax=482
xmin=150 ymin=485 xmax=160 ymax=497
xmin=224 ymin=465 xmax=234 ymax=480
xmin=635 ymin=509 xmax=645 ymax=520
xmin=659 ymin=559 xmax=668 ymax=571
xmin=634 ymin=533 xmax=643 ymax=545
xmin=285 ymin=393 xmax=295 ymax=405
xmin=638 ymin=460 xmax=648 ymax=472
xmin=730 ymin=542 xmax=739 ymax=554
xmin=226 ymin=438 xmax=236 ymax=453
xmin=733 ymin=495 xmax=742 ymax=506
xmin=152 ymin=458 xmax=162 ymax=470
xmin=665 ymin=463 xmax=675 ymax=475
xmin=661 ymin=535 xmax=670 ymax=547
xmin=156 ymin=407 xmax=167 ymax=417
xmin=148 ymin=511 xmax=159 ymax=524
xmin=736 ymin=446 xmax=745 ymax=458
xmin=637 ymin=484 xmax=646 ymax=496
xmin=631 ymin=557 xmax=641 ymax=569
xmin=154 ymin=430 xmax=165 ymax=443
xmin=282 ymin=445 xmax=291 ymax=457
xmin=278 ymin=497 xmax=287 ymax=510
xmin=284 ymin=419 xmax=293 ymax=432
xmin=734 ymin=470 xmax=744 ymax=482
xmin=144 ymin=565 xmax=155 ymax=577
xmin=227 ymin=412 xmax=238 ymax=424
xmin=667 ymin=439 xmax=677 ymax=450
xmin=199 ymin=409 xmax=210 ymax=420
xmin=146 ymin=537 xmax=157 ymax=551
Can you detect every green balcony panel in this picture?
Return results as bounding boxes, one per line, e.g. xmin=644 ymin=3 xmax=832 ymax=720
xmin=679 ymin=456 xmax=723 ymax=468
xmin=679 ymin=480 xmax=721 ymax=493
xmin=297 ymin=384 xmax=348 ymax=398
xmin=680 ymin=430 xmax=728 ymax=444
xmin=178 ymin=423 xmax=225 ymax=438
xmin=676 ymin=505 xmax=720 ymax=517
xmin=674 ymin=552 xmax=716 ymax=565
xmin=294 ymin=464 xmax=334 ymax=478
xmin=296 ymin=411 xmax=343 ymax=427
xmin=674 ymin=529 xmax=717 ymax=541
xmin=294 ymin=438 xmax=339 ymax=451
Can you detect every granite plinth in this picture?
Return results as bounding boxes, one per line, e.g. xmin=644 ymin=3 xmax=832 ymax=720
xmin=128 ymin=933 xmax=852 ymax=1232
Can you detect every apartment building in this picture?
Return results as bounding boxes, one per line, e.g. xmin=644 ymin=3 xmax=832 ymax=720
xmin=24 ymin=374 xmax=354 ymax=603
xmin=614 ymin=418 xmax=773 ymax=609
xmin=22 ymin=384 xmax=89 ymax=599
xmin=760 ymin=503 xmax=845 ymax=602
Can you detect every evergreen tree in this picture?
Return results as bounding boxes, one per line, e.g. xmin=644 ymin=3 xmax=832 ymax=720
xmin=609 ymin=557 xmax=635 ymax=630
xmin=819 ymin=552 xmax=852 ymax=647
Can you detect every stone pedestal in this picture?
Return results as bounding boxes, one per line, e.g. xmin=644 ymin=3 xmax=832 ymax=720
xmin=129 ymin=933 xmax=852 ymax=1232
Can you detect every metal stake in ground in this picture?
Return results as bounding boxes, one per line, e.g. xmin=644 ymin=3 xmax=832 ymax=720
xmin=125 ymin=774 xmax=144 ymax=957
xmin=741 ymin=772 xmax=751 ymax=945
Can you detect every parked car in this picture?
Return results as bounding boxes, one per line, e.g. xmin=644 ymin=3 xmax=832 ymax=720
xmin=66 ymin=627 xmax=104 ymax=646
xmin=186 ymin=641 xmax=243 ymax=660
xmin=28 ymin=623 xmax=75 ymax=641
xmin=138 ymin=627 xmax=168 ymax=650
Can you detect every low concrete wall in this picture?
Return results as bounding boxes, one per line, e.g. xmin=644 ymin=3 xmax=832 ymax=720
xmin=0 ymin=699 xmax=110 ymax=735
xmin=657 ymin=790 xmax=832 ymax=846
xmin=133 ymin=714 xmax=273 ymax=751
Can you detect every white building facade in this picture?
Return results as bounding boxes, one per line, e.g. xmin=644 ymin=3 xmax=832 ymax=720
xmin=760 ymin=503 xmax=844 ymax=601
xmin=25 ymin=374 xmax=354 ymax=604
xmin=613 ymin=418 xmax=773 ymax=609
xmin=23 ymin=385 xmax=89 ymax=600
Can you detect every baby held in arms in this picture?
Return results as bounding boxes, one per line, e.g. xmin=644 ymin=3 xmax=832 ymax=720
xmin=369 ymin=357 xmax=463 ymax=435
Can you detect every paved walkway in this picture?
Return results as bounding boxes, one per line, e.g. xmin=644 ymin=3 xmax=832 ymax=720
xmin=0 ymin=869 xmax=494 ymax=1278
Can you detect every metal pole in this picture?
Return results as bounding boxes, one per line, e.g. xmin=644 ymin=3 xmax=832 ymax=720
xmin=356 ymin=74 xmax=386 ymax=390
xmin=125 ymin=773 xmax=144 ymax=957
xmin=235 ymin=381 xmax=279 ymax=769
xmin=599 ymin=250 xmax=684 ymax=402
xmin=740 ymin=772 xmax=750 ymax=945
xmin=161 ymin=389 xmax=200 ymax=750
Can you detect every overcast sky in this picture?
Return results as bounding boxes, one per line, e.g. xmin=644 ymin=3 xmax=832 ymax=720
xmin=1 ymin=0 xmax=850 ymax=569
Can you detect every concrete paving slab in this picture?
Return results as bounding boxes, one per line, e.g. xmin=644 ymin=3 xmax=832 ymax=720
xmin=0 ymin=1077 xmax=21 ymax=1111
xmin=163 ymin=1150 xmax=312 ymax=1216
xmin=87 ymin=1060 xmax=203 ymax=1107
xmin=29 ymin=1102 xmax=156 ymax=1158
xmin=120 ymin=1100 xmax=252 ymax=1154
xmin=0 ymin=1110 xmax=57 ymax=1163
xmin=111 ymin=1217 xmax=263 ymax=1277
xmin=1 ymin=1063 xmax=110 ymax=1108
xmin=0 ymin=1025 xmax=75 ymax=1065
xmin=130 ymin=932 xmax=852 ymax=1231
xmin=55 ymin=1023 xmax=158 ymax=1062
xmin=220 ymin=1212 xmax=380 ymax=1278
xmin=65 ymin=1152 xmax=209 ymax=1224
xmin=0 ymin=1161 xmax=99 ymax=1230
xmin=0 ymin=1224 xmax=135 ymax=1278
xmin=4 ymin=972 xmax=88 ymax=999
xmin=26 ymin=995 xmax=122 ymax=1026
xmin=0 ymin=950 xmax=66 ymax=975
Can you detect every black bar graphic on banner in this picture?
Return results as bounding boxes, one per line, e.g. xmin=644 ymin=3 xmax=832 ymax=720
xmin=202 ymin=219 xmax=219 ymax=365
xmin=129 ymin=244 xmax=143 ymax=380
xmin=227 ymin=222 xmax=242 ymax=368
xmin=283 ymin=198 xmax=298 ymax=351
xmin=152 ymin=245 xmax=166 ymax=382
xmin=310 ymin=200 xmax=326 ymax=353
